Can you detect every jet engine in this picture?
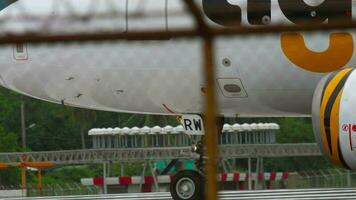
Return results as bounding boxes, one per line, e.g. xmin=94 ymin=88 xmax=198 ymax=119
xmin=312 ymin=67 xmax=356 ymax=170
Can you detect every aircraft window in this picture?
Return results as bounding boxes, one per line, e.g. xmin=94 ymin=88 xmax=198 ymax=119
xmin=224 ymin=84 xmax=241 ymax=93
xmin=217 ymin=78 xmax=247 ymax=98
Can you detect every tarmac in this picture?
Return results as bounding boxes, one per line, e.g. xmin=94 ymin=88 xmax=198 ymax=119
xmin=4 ymin=188 xmax=356 ymax=200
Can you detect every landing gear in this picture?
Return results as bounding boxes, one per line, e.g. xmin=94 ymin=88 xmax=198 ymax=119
xmin=170 ymin=138 xmax=206 ymax=200
xmin=170 ymin=170 xmax=205 ymax=200
xmin=192 ymin=139 xmax=205 ymax=173
xmin=170 ymin=115 xmax=225 ymax=200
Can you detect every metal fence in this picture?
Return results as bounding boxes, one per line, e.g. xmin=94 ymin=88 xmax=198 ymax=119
xmin=288 ymin=169 xmax=356 ymax=189
xmin=2 ymin=168 xmax=355 ymax=197
xmin=89 ymin=123 xmax=278 ymax=148
xmin=0 ymin=183 xmax=100 ymax=197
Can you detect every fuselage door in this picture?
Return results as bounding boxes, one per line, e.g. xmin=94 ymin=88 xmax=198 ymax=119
xmin=217 ymin=78 xmax=248 ymax=98
xmin=13 ymin=43 xmax=28 ymax=60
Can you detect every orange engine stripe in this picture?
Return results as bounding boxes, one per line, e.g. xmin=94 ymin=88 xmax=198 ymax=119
xmin=320 ymin=68 xmax=353 ymax=158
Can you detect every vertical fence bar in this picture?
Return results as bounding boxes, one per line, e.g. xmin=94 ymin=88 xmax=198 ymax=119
xmin=203 ymin=36 xmax=218 ymax=200
xmin=347 ymin=170 xmax=351 ymax=187
xmin=38 ymin=168 xmax=42 ymax=196
xmin=21 ymin=167 xmax=26 ymax=197
xmin=103 ymin=162 xmax=107 ymax=194
xmin=256 ymin=157 xmax=259 ymax=190
xmin=248 ymin=157 xmax=252 ymax=190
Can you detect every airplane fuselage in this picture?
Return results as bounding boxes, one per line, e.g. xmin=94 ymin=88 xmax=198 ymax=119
xmin=0 ymin=0 xmax=355 ymax=117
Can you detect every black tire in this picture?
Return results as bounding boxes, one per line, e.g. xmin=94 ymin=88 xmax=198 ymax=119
xmin=170 ymin=170 xmax=205 ymax=200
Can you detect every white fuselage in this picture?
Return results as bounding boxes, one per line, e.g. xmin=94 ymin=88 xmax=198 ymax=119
xmin=0 ymin=0 xmax=354 ymax=117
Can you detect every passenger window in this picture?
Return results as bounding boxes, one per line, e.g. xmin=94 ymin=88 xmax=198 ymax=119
xmin=224 ymin=84 xmax=242 ymax=93
xmin=217 ymin=78 xmax=248 ymax=98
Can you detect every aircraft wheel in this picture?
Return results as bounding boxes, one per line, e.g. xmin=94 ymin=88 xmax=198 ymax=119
xmin=170 ymin=170 xmax=204 ymax=200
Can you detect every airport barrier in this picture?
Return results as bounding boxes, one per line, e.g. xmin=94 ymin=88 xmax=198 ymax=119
xmin=81 ymin=172 xmax=288 ymax=193
xmin=0 ymin=189 xmax=22 ymax=198
xmin=88 ymin=123 xmax=279 ymax=148
xmin=291 ymin=169 xmax=356 ymax=189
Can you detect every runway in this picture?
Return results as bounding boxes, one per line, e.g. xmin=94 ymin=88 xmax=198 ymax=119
xmin=5 ymin=188 xmax=356 ymax=200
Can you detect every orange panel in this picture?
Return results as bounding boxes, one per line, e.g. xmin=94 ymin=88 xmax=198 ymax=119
xmin=18 ymin=162 xmax=54 ymax=168
xmin=0 ymin=163 xmax=8 ymax=169
xmin=281 ymin=32 xmax=354 ymax=73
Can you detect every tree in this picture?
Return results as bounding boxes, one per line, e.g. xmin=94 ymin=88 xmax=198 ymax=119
xmin=72 ymin=108 xmax=97 ymax=149
xmin=0 ymin=126 xmax=18 ymax=152
xmin=0 ymin=126 xmax=20 ymax=186
xmin=52 ymin=107 xmax=97 ymax=149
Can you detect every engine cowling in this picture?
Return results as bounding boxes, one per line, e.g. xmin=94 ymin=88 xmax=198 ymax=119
xmin=312 ymin=67 xmax=356 ymax=170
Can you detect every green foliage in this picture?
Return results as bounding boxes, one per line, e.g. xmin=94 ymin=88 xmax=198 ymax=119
xmin=0 ymin=168 xmax=20 ymax=186
xmin=0 ymin=87 xmax=179 ymax=151
xmin=0 ymin=126 xmax=18 ymax=152
xmin=236 ymin=117 xmax=332 ymax=171
xmin=263 ymin=156 xmax=333 ymax=171
xmin=40 ymin=166 xmax=98 ymax=185
xmin=265 ymin=117 xmax=336 ymax=170
xmin=0 ymin=126 xmax=20 ymax=185
xmin=276 ymin=118 xmax=315 ymax=143
xmin=0 ymin=89 xmax=21 ymax=138
xmin=236 ymin=117 xmax=315 ymax=143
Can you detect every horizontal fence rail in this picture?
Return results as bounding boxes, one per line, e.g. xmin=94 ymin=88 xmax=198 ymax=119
xmin=0 ymin=143 xmax=321 ymax=165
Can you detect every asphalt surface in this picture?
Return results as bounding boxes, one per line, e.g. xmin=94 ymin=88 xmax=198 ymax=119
xmin=5 ymin=188 xmax=356 ymax=200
